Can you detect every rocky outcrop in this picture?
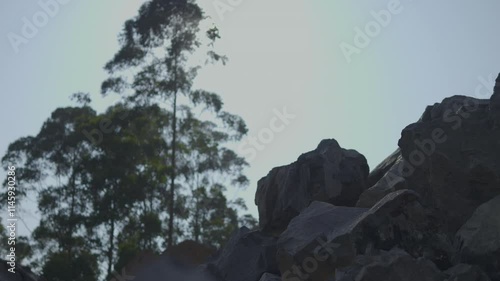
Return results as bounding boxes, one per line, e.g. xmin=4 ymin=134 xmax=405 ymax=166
xmin=398 ymin=95 xmax=500 ymax=233
xmin=455 ymin=195 xmax=500 ymax=280
xmin=365 ymin=148 xmax=400 ymax=188
xmin=125 ymin=74 xmax=500 ymax=281
xmin=255 ymin=139 xmax=369 ymax=235
xmin=203 ymin=85 xmax=500 ymax=281
xmin=276 ymin=201 xmax=368 ymax=280
xmin=356 ymin=154 xmax=408 ymax=208
xmin=490 ymin=73 xmax=500 ymax=124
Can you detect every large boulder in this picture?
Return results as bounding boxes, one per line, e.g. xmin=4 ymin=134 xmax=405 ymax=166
xmin=356 ymin=154 xmax=408 ymax=208
xmin=276 ymin=201 xmax=368 ymax=281
xmin=397 ymin=95 xmax=500 ymax=233
xmin=455 ymin=195 xmax=500 ymax=281
xmin=365 ymin=148 xmax=401 ymax=188
xmin=255 ymin=139 xmax=369 ymax=234
xmin=205 ymin=227 xmax=279 ymax=281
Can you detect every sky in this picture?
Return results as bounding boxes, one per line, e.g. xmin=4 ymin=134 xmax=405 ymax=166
xmin=1 ymin=0 xmax=500 ymax=237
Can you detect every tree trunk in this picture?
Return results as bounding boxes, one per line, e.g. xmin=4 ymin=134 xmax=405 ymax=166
xmin=107 ymin=202 xmax=115 ymax=278
xmin=167 ymin=90 xmax=178 ymax=248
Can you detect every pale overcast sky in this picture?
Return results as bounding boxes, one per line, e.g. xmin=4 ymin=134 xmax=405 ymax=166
xmin=2 ymin=0 xmax=500 ymax=236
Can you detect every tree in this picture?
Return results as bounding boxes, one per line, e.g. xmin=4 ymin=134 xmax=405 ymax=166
xmin=83 ymin=103 xmax=172 ymax=277
xmin=2 ymin=105 xmax=101 ymax=280
xmin=102 ymin=0 xmax=248 ymax=247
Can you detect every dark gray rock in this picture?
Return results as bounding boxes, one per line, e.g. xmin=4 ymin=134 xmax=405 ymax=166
xmin=277 ymin=201 xmax=368 ymax=281
xmin=206 ymin=227 xmax=279 ymax=281
xmin=347 ymin=190 xmax=453 ymax=270
xmin=276 ymin=190 xmax=453 ymax=280
xmin=366 ymin=148 xmax=400 ymax=189
xmin=444 ymin=264 xmax=491 ymax=281
xmin=490 ymin=73 xmax=500 ymax=124
xmin=397 ymin=95 xmax=500 ymax=233
xmin=455 ymin=195 xmax=500 ymax=281
xmin=258 ymin=273 xmax=280 ymax=281
xmin=255 ymin=139 xmax=369 ymax=234
xmin=356 ymin=155 xmax=408 ymax=208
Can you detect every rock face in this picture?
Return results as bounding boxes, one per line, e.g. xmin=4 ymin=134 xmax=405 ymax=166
xmin=398 ymin=95 xmax=500 ymax=233
xmin=490 ymin=73 xmax=500 ymax=123
xmin=356 ymin=154 xmax=408 ymax=208
xmin=276 ymin=201 xmax=368 ymax=280
xmin=365 ymin=148 xmax=401 ymax=189
xmin=455 ymin=195 xmax=500 ymax=281
xmin=255 ymin=139 xmax=369 ymax=234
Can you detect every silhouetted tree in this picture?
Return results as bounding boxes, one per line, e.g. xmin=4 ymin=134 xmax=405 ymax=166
xmin=102 ymin=0 xmax=248 ymax=247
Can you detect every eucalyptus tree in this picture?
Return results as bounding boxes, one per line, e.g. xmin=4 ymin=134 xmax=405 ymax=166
xmin=83 ymin=103 xmax=172 ymax=277
xmin=102 ymin=0 xmax=248 ymax=247
xmin=2 ymin=105 xmax=101 ymax=280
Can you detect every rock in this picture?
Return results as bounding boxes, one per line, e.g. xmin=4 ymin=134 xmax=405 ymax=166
xmin=397 ymin=95 xmax=500 ymax=233
xmin=206 ymin=227 xmax=279 ymax=281
xmin=356 ymin=155 xmax=408 ymax=208
xmin=489 ymin=73 xmax=500 ymax=124
xmin=0 ymin=261 xmax=43 ymax=281
xmin=277 ymin=201 xmax=368 ymax=281
xmin=455 ymin=195 xmax=500 ymax=281
xmin=366 ymin=148 xmax=400 ymax=188
xmin=350 ymin=190 xmax=453 ymax=270
xmin=347 ymin=248 xmax=445 ymax=281
xmin=276 ymin=190 xmax=453 ymax=280
xmin=444 ymin=264 xmax=491 ymax=281
xmin=258 ymin=273 xmax=281 ymax=281
xmin=255 ymin=139 xmax=369 ymax=234
xmin=164 ymin=240 xmax=216 ymax=265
